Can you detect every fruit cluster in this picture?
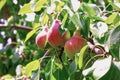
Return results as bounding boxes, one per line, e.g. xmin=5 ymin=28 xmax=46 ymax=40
xmin=36 ymin=19 xmax=85 ymax=59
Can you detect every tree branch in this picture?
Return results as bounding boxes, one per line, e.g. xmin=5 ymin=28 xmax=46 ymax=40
xmin=0 ymin=24 xmax=33 ymax=31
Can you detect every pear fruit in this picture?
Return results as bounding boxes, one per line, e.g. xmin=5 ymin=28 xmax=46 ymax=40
xmin=47 ymin=19 xmax=70 ymax=48
xmin=64 ymin=34 xmax=85 ymax=59
xmin=36 ymin=27 xmax=48 ymax=49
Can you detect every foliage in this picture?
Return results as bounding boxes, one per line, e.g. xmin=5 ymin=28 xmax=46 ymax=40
xmin=0 ymin=0 xmax=120 ymax=80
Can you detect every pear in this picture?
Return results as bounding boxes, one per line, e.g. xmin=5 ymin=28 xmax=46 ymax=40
xmin=64 ymin=34 xmax=85 ymax=59
xmin=36 ymin=27 xmax=48 ymax=49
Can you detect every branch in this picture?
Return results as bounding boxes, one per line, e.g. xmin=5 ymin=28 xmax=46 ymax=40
xmin=88 ymin=41 xmax=108 ymax=56
xmin=0 ymin=24 xmax=33 ymax=31
xmin=39 ymin=49 xmax=51 ymax=65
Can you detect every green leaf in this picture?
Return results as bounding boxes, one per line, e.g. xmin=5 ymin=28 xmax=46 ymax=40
xmin=24 ymin=29 xmax=37 ymax=42
xmin=100 ymin=61 xmax=120 ymax=80
xmin=32 ymin=22 xmax=40 ymax=29
xmin=82 ymin=3 xmax=96 ymax=17
xmin=93 ymin=57 xmax=112 ymax=79
xmin=24 ymin=60 xmax=39 ymax=77
xmin=110 ymin=26 xmax=120 ymax=60
xmin=34 ymin=0 xmax=47 ymax=11
xmin=110 ymin=3 xmax=120 ymax=11
xmin=68 ymin=61 xmax=77 ymax=75
xmin=79 ymin=45 xmax=88 ymax=69
xmin=62 ymin=13 xmax=68 ymax=27
xmin=0 ymin=0 xmax=6 ymax=10
xmin=58 ymin=25 xmax=66 ymax=36
xmin=45 ymin=58 xmax=56 ymax=80
xmin=18 ymin=3 xmax=33 ymax=15
xmin=105 ymin=13 xmax=118 ymax=24
xmin=83 ymin=56 xmax=112 ymax=80
xmin=55 ymin=1 xmax=65 ymax=12
xmin=71 ymin=13 xmax=82 ymax=28
xmin=80 ymin=16 xmax=90 ymax=37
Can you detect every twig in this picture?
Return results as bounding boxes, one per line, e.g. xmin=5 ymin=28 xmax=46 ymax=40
xmin=39 ymin=49 xmax=51 ymax=64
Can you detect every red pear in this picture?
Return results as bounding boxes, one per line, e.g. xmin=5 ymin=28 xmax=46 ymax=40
xmin=64 ymin=34 xmax=85 ymax=59
xmin=36 ymin=27 xmax=48 ymax=49
xmin=47 ymin=19 xmax=70 ymax=48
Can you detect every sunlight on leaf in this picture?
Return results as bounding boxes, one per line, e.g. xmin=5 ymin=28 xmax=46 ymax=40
xmin=0 ymin=0 xmax=6 ymax=10
xmin=83 ymin=56 xmax=112 ymax=80
xmin=34 ymin=0 xmax=47 ymax=11
xmin=79 ymin=45 xmax=88 ymax=69
xmin=62 ymin=13 xmax=68 ymax=27
xmin=24 ymin=60 xmax=39 ymax=77
xmin=24 ymin=29 xmax=37 ymax=42
xmin=105 ymin=13 xmax=118 ymax=24
xmin=42 ymin=13 xmax=49 ymax=25
xmin=18 ymin=3 xmax=33 ymax=15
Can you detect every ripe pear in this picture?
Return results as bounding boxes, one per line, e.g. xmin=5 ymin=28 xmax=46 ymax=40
xmin=36 ymin=27 xmax=48 ymax=49
xmin=64 ymin=34 xmax=85 ymax=59
xmin=47 ymin=19 xmax=70 ymax=48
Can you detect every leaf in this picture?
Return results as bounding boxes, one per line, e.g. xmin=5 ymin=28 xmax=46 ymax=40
xmin=105 ymin=13 xmax=118 ymax=24
xmin=24 ymin=29 xmax=37 ymax=42
xmin=18 ymin=3 xmax=33 ymax=15
xmin=82 ymin=3 xmax=96 ymax=17
xmin=71 ymin=13 xmax=82 ymax=28
xmin=62 ymin=13 xmax=68 ymax=27
xmin=34 ymin=0 xmax=47 ymax=11
xmin=100 ymin=61 xmax=120 ymax=80
xmin=79 ymin=45 xmax=88 ymax=69
xmin=58 ymin=25 xmax=66 ymax=36
xmin=32 ymin=22 xmax=40 ymax=29
xmin=110 ymin=3 xmax=120 ymax=11
xmin=70 ymin=0 xmax=80 ymax=12
xmin=0 ymin=0 xmax=6 ymax=10
xmin=45 ymin=58 xmax=56 ymax=80
xmin=92 ymin=56 xmax=112 ymax=79
xmin=80 ymin=16 xmax=90 ymax=37
xmin=42 ymin=13 xmax=49 ymax=25
xmin=83 ymin=56 xmax=112 ymax=80
xmin=110 ymin=26 xmax=120 ymax=60
xmin=55 ymin=1 xmax=64 ymax=12
xmin=24 ymin=60 xmax=39 ymax=77
xmin=68 ymin=61 xmax=77 ymax=75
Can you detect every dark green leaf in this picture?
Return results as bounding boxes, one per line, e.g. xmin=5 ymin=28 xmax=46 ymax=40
xmin=45 ymin=58 xmax=56 ymax=80
xmin=68 ymin=61 xmax=77 ymax=75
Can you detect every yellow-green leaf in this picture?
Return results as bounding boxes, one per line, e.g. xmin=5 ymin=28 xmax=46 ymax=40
xmin=24 ymin=60 xmax=39 ymax=77
xmin=33 ymin=22 xmax=40 ymax=29
xmin=62 ymin=13 xmax=68 ymax=27
xmin=105 ymin=13 xmax=118 ymax=24
xmin=34 ymin=0 xmax=47 ymax=11
xmin=24 ymin=29 xmax=36 ymax=42
xmin=79 ymin=45 xmax=88 ymax=69
xmin=42 ymin=13 xmax=49 ymax=25
xmin=0 ymin=0 xmax=6 ymax=10
xmin=18 ymin=3 xmax=33 ymax=15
